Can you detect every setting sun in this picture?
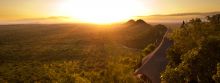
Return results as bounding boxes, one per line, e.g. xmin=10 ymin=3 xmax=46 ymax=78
xmin=1 ymin=0 xmax=220 ymax=83
xmin=57 ymin=0 xmax=145 ymax=24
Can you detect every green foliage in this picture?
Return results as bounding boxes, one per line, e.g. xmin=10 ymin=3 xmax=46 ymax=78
xmin=0 ymin=24 xmax=166 ymax=82
xmin=213 ymin=63 xmax=220 ymax=83
xmin=0 ymin=61 xmax=91 ymax=83
xmin=161 ymin=14 xmax=220 ymax=83
xmin=143 ymin=43 xmax=156 ymax=55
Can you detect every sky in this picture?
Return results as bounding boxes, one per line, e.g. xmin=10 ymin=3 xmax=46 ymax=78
xmin=0 ymin=0 xmax=220 ymax=24
xmin=142 ymin=0 xmax=220 ymax=14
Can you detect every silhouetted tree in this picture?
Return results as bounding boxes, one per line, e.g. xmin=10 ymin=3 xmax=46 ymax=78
xmin=207 ymin=14 xmax=220 ymax=31
xmin=180 ymin=21 xmax=186 ymax=28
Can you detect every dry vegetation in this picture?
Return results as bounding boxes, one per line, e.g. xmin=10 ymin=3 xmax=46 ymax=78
xmin=0 ymin=22 xmax=166 ymax=82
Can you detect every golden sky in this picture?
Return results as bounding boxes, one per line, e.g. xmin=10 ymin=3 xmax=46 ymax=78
xmin=0 ymin=0 xmax=220 ymax=24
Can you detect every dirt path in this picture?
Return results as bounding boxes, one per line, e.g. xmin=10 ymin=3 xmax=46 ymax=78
xmin=134 ymin=29 xmax=173 ymax=83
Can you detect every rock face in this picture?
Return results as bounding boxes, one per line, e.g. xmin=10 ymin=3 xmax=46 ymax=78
xmin=125 ymin=19 xmax=151 ymax=27
xmin=126 ymin=19 xmax=136 ymax=25
xmin=120 ymin=19 xmax=168 ymax=49
xmin=135 ymin=19 xmax=151 ymax=27
xmin=136 ymin=19 xmax=147 ymax=24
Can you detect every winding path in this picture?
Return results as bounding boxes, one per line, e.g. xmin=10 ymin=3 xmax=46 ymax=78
xmin=134 ymin=29 xmax=173 ymax=83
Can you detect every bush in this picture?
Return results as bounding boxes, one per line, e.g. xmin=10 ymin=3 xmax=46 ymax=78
xmin=161 ymin=14 xmax=220 ymax=82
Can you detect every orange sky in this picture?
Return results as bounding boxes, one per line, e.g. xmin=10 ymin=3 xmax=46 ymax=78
xmin=0 ymin=0 xmax=220 ymax=24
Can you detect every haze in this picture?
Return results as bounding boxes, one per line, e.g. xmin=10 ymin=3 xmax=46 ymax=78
xmin=0 ymin=0 xmax=220 ymax=24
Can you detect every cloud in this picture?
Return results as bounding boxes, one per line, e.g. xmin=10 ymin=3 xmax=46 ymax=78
xmin=17 ymin=16 xmax=71 ymax=22
xmin=134 ymin=11 xmax=220 ymax=23
xmin=138 ymin=11 xmax=220 ymax=17
xmin=0 ymin=16 xmax=73 ymax=25
xmin=1 ymin=11 xmax=220 ymax=24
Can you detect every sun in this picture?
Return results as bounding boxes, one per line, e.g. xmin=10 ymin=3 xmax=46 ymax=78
xmin=57 ymin=0 xmax=145 ymax=24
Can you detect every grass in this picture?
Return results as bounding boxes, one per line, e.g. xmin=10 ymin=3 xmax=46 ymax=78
xmin=0 ymin=23 xmax=166 ymax=82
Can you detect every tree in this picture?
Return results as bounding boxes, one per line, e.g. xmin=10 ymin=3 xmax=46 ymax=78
xmin=180 ymin=21 xmax=186 ymax=28
xmin=207 ymin=14 xmax=220 ymax=31
xmin=161 ymin=14 xmax=220 ymax=83
xmin=213 ymin=63 xmax=220 ymax=83
xmin=142 ymin=43 xmax=156 ymax=55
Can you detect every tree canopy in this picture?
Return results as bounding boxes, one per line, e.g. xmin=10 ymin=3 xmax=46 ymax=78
xmin=161 ymin=14 xmax=220 ymax=83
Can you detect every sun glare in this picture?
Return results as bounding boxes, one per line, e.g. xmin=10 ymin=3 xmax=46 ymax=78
xmin=57 ymin=0 xmax=145 ymax=24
